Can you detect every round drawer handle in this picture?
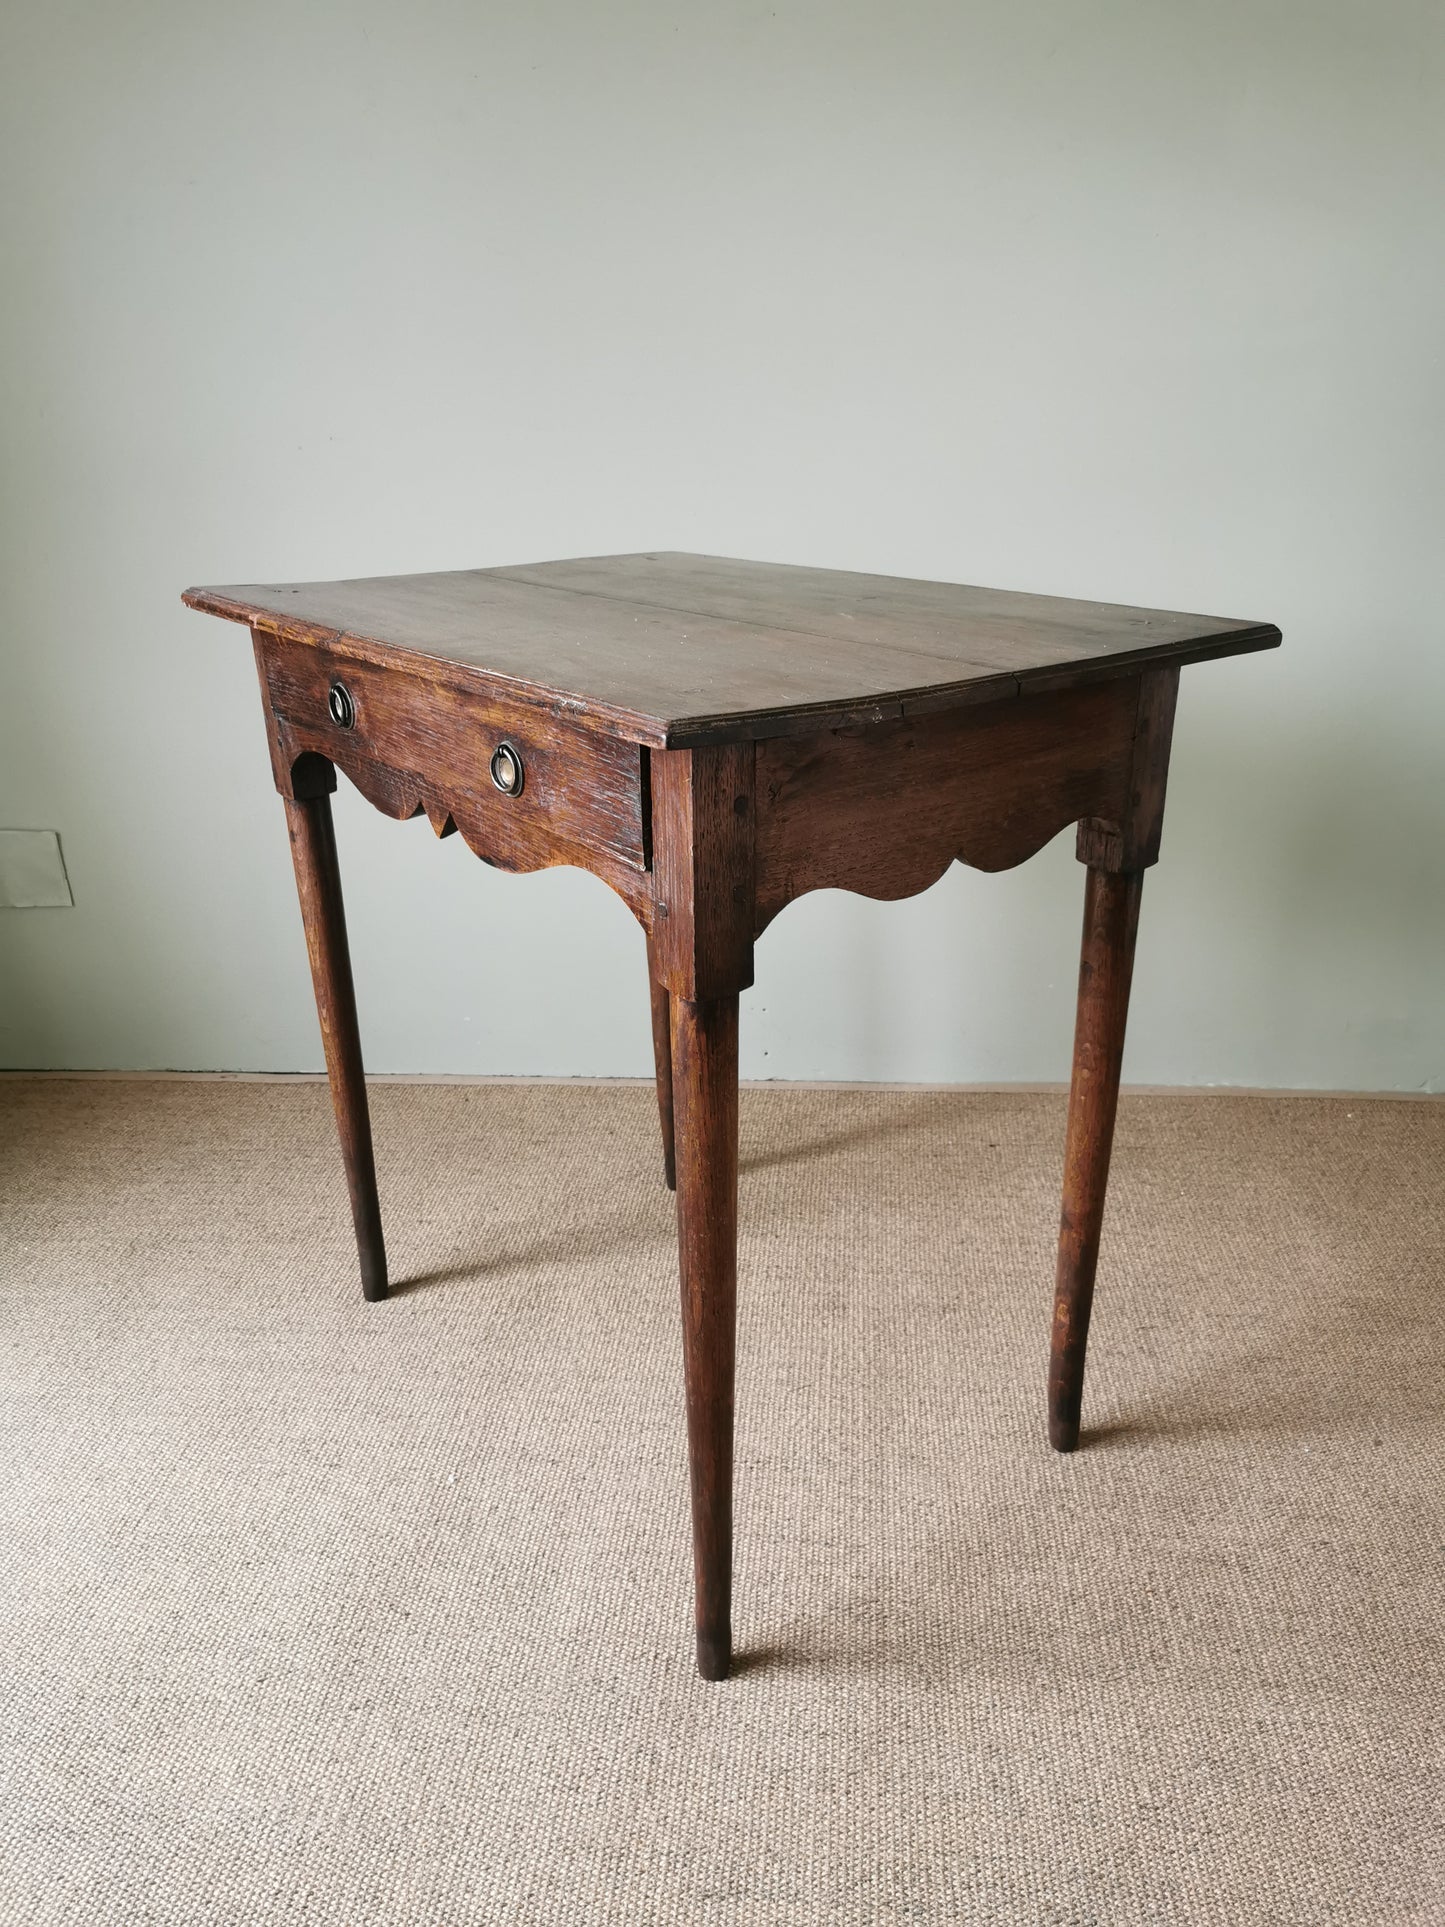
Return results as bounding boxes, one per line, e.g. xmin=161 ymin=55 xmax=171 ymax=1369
xmin=327 ymin=681 xmax=356 ymax=730
xmin=490 ymin=742 xmax=525 ymax=796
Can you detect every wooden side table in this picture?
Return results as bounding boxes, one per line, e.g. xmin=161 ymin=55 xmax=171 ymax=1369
xmin=184 ymin=553 xmax=1279 ymax=1680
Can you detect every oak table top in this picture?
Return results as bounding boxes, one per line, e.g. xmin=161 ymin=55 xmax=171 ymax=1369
xmin=184 ymin=550 xmax=1279 ymax=747
xmin=185 ymin=550 xmax=1280 ymax=1682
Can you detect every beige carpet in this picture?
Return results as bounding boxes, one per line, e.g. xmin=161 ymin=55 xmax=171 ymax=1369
xmin=1 ymin=1078 xmax=1442 ymax=1925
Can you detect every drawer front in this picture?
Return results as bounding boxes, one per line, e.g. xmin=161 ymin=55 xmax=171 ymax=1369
xmin=255 ymin=632 xmax=648 ymax=880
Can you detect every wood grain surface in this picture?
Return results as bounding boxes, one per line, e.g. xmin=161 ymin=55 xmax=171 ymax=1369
xmin=649 ymin=743 xmax=756 ymax=1000
xmin=184 ymin=549 xmax=1279 ymax=1679
xmin=283 ymin=792 xmax=389 ymax=1303
xmin=669 ymin=992 xmax=740 ymax=1681
xmin=254 ymin=630 xmax=651 ymax=917
xmin=1050 ymin=867 xmax=1145 ymax=1452
xmin=185 ymin=552 xmax=1279 ymax=749
xmin=754 ymin=678 xmax=1138 ymax=931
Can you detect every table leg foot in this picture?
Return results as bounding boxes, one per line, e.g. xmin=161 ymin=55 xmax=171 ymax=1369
xmin=670 ymin=993 xmax=738 ymax=1682
xmin=284 ymin=792 xmax=389 ymax=1303
xmin=695 ymin=1630 xmax=731 ymax=1681
xmin=1050 ymin=867 xmax=1142 ymax=1451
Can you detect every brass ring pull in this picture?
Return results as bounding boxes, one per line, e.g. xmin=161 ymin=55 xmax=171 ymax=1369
xmin=490 ymin=742 xmax=524 ymax=796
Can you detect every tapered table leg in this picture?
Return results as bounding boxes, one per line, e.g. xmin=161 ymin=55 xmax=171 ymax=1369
xmin=284 ymin=793 xmax=388 ymax=1302
xmin=670 ymin=993 xmax=739 ymax=1680
xmin=1050 ymin=866 xmax=1143 ymax=1451
xmin=646 ymin=932 xmax=677 ymax=1191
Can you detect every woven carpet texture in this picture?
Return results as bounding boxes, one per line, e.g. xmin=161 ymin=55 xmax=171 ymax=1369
xmin=2 ymin=1078 xmax=1442 ymax=1924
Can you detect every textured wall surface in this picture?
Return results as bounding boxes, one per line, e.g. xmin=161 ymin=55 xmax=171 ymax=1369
xmin=2 ymin=1 xmax=1441 ymax=1085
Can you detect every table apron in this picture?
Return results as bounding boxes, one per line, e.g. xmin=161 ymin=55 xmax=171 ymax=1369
xmin=753 ymin=676 xmax=1144 ymax=931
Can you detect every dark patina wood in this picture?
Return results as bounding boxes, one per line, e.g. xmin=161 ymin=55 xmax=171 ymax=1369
xmin=1051 ymin=868 xmax=1144 ymax=1453
xmin=283 ymin=785 xmax=388 ymax=1303
xmin=647 ymin=738 xmax=755 ymax=1673
xmin=185 ymin=553 xmax=1279 ymax=1680
xmin=645 ymin=931 xmax=677 ymax=1192
xmin=754 ymin=677 xmax=1139 ymax=931
xmin=253 ymin=628 xmax=651 ymax=917
xmin=185 ymin=551 xmax=1277 ymax=749
xmin=1051 ymin=664 xmax=1181 ymax=1448
xmin=670 ymin=993 xmax=739 ymax=1681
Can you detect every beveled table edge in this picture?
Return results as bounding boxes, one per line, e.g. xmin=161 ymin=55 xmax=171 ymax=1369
xmin=181 ymin=582 xmax=1281 ymax=750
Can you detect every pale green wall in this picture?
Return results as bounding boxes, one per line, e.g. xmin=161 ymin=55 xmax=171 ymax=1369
xmin=2 ymin=1 xmax=1442 ymax=1087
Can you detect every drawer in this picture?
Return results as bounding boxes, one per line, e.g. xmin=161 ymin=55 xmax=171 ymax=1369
xmin=253 ymin=631 xmax=648 ymax=881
